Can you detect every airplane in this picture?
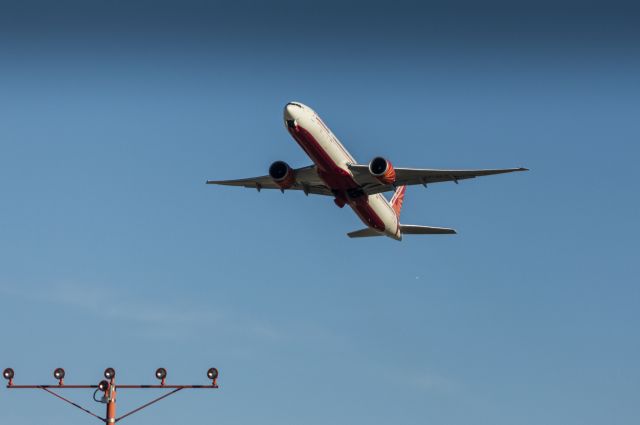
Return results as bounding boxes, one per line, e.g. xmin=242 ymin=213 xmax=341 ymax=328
xmin=207 ymin=102 xmax=527 ymax=240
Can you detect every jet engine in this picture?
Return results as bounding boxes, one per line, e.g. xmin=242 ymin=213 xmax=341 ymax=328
xmin=369 ymin=157 xmax=396 ymax=185
xmin=269 ymin=160 xmax=296 ymax=189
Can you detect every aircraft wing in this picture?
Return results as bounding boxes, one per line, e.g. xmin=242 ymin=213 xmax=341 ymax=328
xmin=348 ymin=164 xmax=528 ymax=195
xmin=206 ymin=165 xmax=333 ymax=196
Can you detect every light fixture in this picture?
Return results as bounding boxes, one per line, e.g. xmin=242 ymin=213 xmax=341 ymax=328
xmin=3 ymin=368 xmax=14 ymax=380
xmin=155 ymin=368 xmax=167 ymax=382
xmin=207 ymin=368 xmax=218 ymax=381
xmin=104 ymin=367 xmax=115 ymax=380
xmin=53 ymin=368 xmax=65 ymax=381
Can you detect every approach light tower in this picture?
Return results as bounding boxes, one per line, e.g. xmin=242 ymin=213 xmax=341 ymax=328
xmin=3 ymin=366 xmax=219 ymax=423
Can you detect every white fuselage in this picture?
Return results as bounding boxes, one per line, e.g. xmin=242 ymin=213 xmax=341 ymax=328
xmin=284 ymin=102 xmax=401 ymax=240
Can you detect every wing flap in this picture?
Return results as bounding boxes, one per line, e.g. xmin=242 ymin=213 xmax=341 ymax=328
xmin=394 ymin=167 xmax=529 ymax=185
xmin=206 ymin=165 xmax=333 ymax=196
xmin=347 ymin=164 xmax=528 ymax=194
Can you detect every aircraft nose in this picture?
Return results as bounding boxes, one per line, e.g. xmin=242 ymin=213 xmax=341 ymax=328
xmin=284 ymin=102 xmax=302 ymax=121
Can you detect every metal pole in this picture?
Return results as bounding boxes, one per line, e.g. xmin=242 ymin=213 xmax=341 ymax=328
xmin=106 ymin=378 xmax=116 ymax=424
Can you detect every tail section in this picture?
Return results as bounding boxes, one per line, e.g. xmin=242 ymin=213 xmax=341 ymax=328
xmin=390 ymin=185 xmax=406 ymax=217
xmin=347 ymin=187 xmax=456 ymax=239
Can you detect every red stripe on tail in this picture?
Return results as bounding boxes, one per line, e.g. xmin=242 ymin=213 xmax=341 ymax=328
xmin=390 ymin=186 xmax=406 ymax=217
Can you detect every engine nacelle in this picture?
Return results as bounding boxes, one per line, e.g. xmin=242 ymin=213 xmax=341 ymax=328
xmin=269 ymin=160 xmax=295 ymax=189
xmin=369 ymin=157 xmax=396 ymax=185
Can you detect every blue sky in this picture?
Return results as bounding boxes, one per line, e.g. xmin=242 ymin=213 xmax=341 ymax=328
xmin=1 ymin=1 xmax=639 ymax=424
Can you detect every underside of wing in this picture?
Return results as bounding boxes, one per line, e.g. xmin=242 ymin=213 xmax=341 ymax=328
xmin=206 ymin=165 xmax=333 ymax=196
xmin=348 ymin=164 xmax=528 ymax=195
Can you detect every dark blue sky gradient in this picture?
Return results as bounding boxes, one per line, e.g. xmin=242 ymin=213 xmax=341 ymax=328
xmin=0 ymin=1 xmax=638 ymax=425
xmin=3 ymin=1 xmax=640 ymax=42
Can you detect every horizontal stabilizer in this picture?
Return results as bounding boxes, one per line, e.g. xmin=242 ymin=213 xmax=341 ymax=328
xmin=400 ymin=224 xmax=456 ymax=235
xmin=347 ymin=228 xmax=383 ymax=238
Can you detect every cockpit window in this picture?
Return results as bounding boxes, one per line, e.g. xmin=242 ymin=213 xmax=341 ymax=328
xmin=288 ymin=102 xmax=303 ymax=108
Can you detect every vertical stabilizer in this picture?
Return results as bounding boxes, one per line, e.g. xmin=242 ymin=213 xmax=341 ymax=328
xmin=390 ymin=185 xmax=406 ymax=217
